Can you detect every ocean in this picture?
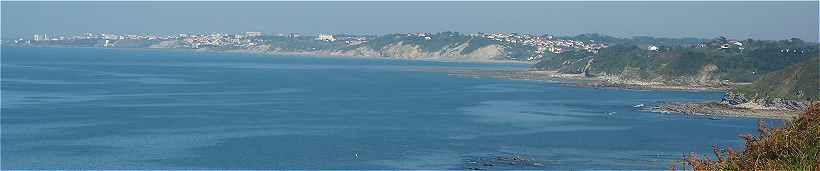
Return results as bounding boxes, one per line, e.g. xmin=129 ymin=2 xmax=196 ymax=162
xmin=1 ymin=47 xmax=758 ymax=169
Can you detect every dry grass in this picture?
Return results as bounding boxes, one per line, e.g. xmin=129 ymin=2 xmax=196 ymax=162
xmin=676 ymin=102 xmax=820 ymax=171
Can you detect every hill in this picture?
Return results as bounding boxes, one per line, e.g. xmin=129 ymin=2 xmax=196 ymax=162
xmin=733 ymin=57 xmax=819 ymax=102
xmin=217 ymin=32 xmax=555 ymax=62
xmin=534 ymin=38 xmax=818 ymax=85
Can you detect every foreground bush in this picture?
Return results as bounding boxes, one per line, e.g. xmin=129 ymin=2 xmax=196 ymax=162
xmin=679 ymin=103 xmax=819 ymax=170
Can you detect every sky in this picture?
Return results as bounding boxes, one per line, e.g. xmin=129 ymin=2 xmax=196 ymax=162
xmin=2 ymin=1 xmax=818 ymax=41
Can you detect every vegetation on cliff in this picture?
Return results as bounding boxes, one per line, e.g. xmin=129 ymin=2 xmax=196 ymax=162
xmin=355 ymin=32 xmax=538 ymax=60
xmin=365 ymin=32 xmax=472 ymax=53
xmin=735 ymin=57 xmax=819 ymax=101
xmin=534 ymin=37 xmax=817 ymax=84
xmin=680 ymin=103 xmax=820 ymax=170
xmin=247 ymin=32 xmax=524 ymax=60
xmin=560 ymin=33 xmax=706 ymax=47
xmin=260 ymin=35 xmax=346 ymax=51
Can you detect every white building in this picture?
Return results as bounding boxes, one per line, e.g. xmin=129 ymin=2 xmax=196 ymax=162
xmin=732 ymin=41 xmax=743 ymax=46
xmin=648 ymin=45 xmax=659 ymax=51
xmin=245 ymin=32 xmax=263 ymax=37
xmin=317 ymin=34 xmax=336 ymax=41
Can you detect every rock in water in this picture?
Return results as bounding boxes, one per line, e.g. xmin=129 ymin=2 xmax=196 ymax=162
xmin=462 ymin=153 xmax=545 ymax=170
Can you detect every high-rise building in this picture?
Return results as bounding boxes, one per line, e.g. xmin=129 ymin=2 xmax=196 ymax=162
xmin=33 ymin=34 xmax=41 ymax=41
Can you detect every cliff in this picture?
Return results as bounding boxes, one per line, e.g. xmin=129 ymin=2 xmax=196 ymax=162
xmin=534 ymin=38 xmax=818 ymax=87
xmin=261 ymin=32 xmax=521 ymax=62
xmin=720 ymin=58 xmax=819 ymax=110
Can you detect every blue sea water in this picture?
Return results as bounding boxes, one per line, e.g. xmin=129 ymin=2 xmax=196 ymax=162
xmin=2 ymin=47 xmax=759 ymax=169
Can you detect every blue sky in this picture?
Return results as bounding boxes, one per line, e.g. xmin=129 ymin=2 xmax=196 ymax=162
xmin=2 ymin=1 xmax=818 ymax=41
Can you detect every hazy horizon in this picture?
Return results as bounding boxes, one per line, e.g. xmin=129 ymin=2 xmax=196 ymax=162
xmin=2 ymin=1 xmax=818 ymax=41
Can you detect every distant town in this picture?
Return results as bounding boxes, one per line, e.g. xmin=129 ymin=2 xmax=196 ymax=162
xmin=5 ymin=31 xmax=810 ymax=65
xmin=4 ymin=31 xmax=614 ymax=61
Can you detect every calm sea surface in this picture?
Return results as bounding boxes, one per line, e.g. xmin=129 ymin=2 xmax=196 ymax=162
xmin=2 ymin=47 xmax=758 ymax=169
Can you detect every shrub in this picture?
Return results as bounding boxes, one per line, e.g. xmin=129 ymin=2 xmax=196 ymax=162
xmin=677 ymin=103 xmax=820 ymax=170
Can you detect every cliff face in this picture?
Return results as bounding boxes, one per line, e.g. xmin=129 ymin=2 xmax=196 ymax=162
xmin=168 ymin=35 xmax=519 ymax=62
xmin=364 ymin=41 xmax=507 ymax=61
xmin=148 ymin=40 xmax=184 ymax=49
xmin=93 ymin=32 xmax=548 ymax=62
xmin=293 ymin=40 xmax=511 ymax=62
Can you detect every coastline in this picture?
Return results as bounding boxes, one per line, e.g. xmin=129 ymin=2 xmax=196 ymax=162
xmin=6 ymin=45 xmax=796 ymax=119
xmin=419 ymin=68 xmax=804 ymax=119
xmin=427 ymin=69 xmax=729 ymax=92
xmin=2 ymin=45 xmax=535 ymax=65
xmin=218 ymin=48 xmax=537 ymax=65
xmin=644 ymin=102 xmax=802 ymax=119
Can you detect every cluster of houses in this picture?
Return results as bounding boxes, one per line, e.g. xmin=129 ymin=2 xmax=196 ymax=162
xmin=482 ymin=33 xmax=608 ymax=53
xmin=180 ymin=32 xmax=265 ymax=49
xmin=16 ymin=32 xmax=269 ymax=49
xmin=481 ymin=32 xmax=608 ymax=60
xmin=340 ymin=36 xmax=368 ymax=45
xmin=408 ymin=32 xmax=434 ymax=40
xmin=19 ymin=33 xmax=181 ymax=44
xmin=648 ymin=39 xmax=744 ymax=52
xmin=696 ymin=37 xmax=746 ymax=51
xmin=316 ymin=34 xmax=371 ymax=45
xmin=83 ymin=33 xmax=177 ymax=41
xmin=719 ymin=41 xmax=744 ymax=50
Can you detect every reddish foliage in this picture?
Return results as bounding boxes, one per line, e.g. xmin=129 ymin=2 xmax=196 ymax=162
xmin=675 ymin=102 xmax=820 ymax=171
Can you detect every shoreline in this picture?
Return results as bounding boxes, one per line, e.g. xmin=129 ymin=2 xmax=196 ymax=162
xmin=420 ymin=68 xmax=805 ymax=119
xmin=427 ymin=69 xmax=730 ymax=92
xmin=2 ymin=45 xmax=536 ymax=65
xmin=644 ymin=102 xmax=802 ymax=119
xmin=7 ymin=45 xmax=794 ymax=119
xmin=219 ymin=48 xmax=537 ymax=65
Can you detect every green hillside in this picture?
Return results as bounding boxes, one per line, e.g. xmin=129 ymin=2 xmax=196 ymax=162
xmin=534 ymin=38 xmax=818 ymax=84
xmin=736 ymin=57 xmax=819 ymax=101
